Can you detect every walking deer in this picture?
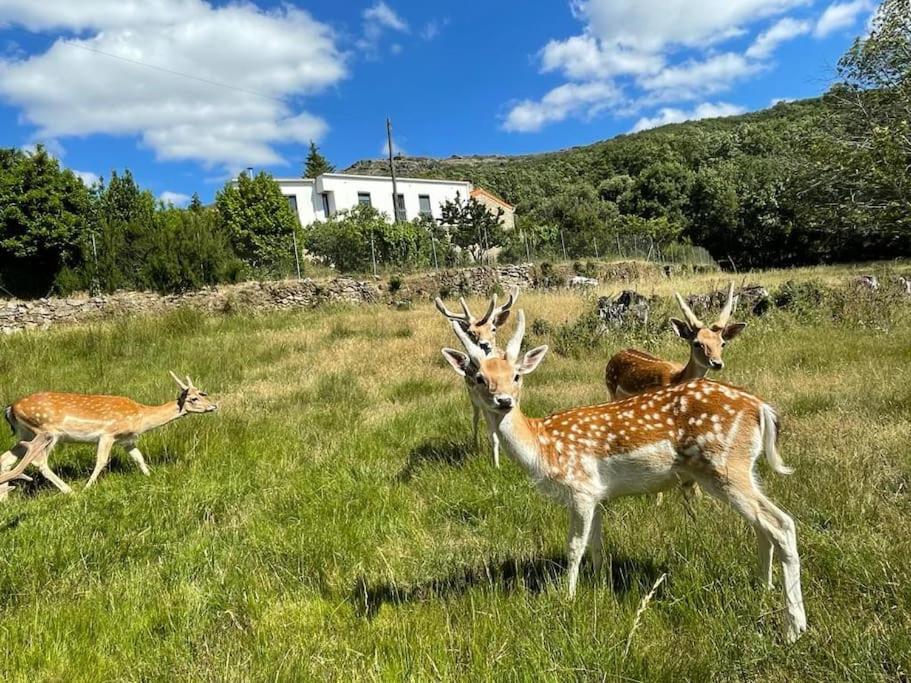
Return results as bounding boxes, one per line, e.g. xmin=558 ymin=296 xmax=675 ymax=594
xmin=442 ymin=311 xmax=806 ymax=642
xmin=0 ymin=434 xmax=53 ymax=501
xmin=435 ymin=288 xmax=518 ymax=467
xmin=2 ymin=373 xmax=218 ymax=493
xmin=605 ymin=283 xmax=746 ymax=400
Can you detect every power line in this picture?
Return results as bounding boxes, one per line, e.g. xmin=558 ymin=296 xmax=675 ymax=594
xmin=62 ymin=41 xmax=288 ymax=104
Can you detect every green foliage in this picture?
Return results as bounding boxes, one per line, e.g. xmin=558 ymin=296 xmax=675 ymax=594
xmin=0 ymin=146 xmax=92 ymax=296
xmin=214 ymin=171 xmax=300 ymax=275
xmin=438 ymin=192 xmax=507 ymax=262
xmin=305 ymin=204 xmax=436 ymax=272
xmin=303 ymin=140 xmax=335 ymax=178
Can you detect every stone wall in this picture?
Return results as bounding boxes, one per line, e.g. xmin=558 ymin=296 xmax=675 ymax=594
xmin=0 ymin=261 xmax=680 ymax=334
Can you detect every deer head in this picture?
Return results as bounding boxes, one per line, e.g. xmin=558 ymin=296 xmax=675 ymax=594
xmin=669 ymin=283 xmax=746 ymax=371
xmin=441 ymin=309 xmax=548 ymax=413
xmin=434 ymin=287 xmax=519 ymax=355
xmin=0 ymin=433 xmax=53 ymax=500
xmin=169 ymin=372 xmax=218 ymax=414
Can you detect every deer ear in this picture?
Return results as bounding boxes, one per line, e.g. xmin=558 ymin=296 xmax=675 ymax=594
xmin=519 ymin=345 xmax=548 ymax=375
xmin=670 ymin=318 xmax=695 ymax=340
xmin=493 ymin=308 xmax=512 ymax=327
xmin=722 ymin=322 xmax=747 ymax=341
xmin=441 ymin=348 xmax=472 ymax=376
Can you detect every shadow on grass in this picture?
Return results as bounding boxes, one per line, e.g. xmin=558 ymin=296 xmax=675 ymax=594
xmin=350 ymin=552 xmax=663 ymax=618
xmin=396 ymin=439 xmax=474 ymax=483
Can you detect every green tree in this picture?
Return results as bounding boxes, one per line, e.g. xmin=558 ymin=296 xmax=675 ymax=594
xmin=438 ymin=192 xmax=507 ymax=263
xmin=303 ymin=141 xmax=335 ymax=178
xmin=0 ymin=145 xmax=93 ymax=297
xmin=215 ymin=171 xmax=299 ymax=275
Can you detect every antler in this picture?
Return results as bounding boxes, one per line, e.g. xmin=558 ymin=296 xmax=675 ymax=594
xmin=674 ymin=292 xmax=704 ymax=329
xmin=169 ymin=371 xmax=188 ymax=390
xmin=475 ymin=294 xmax=498 ymax=326
xmin=0 ymin=433 xmax=53 ymax=488
xmin=506 ymin=309 xmax=526 ymax=362
xmin=434 ymin=297 xmax=471 ymax=323
xmin=715 ymin=282 xmax=737 ymax=327
xmin=450 ymin=320 xmax=486 ymax=365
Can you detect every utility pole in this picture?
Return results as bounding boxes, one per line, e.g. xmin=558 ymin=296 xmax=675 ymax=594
xmin=387 ymin=118 xmax=401 ymax=222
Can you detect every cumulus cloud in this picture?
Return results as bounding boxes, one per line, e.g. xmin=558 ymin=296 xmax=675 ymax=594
xmin=814 ymin=0 xmax=872 ymax=38
xmin=0 ymin=1 xmax=345 ymax=170
xmin=504 ymin=0 xmax=818 ymax=133
xmin=630 ymin=101 xmax=746 ymax=133
xmin=160 ymin=190 xmax=191 ymax=206
xmin=746 ymin=17 xmax=812 ymax=59
xmin=73 ymin=170 xmax=99 ymax=186
xmin=503 ymin=81 xmax=621 ymax=132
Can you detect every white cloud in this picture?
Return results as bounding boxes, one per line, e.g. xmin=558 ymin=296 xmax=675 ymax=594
xmin=770 ymin=96 xmax=795 ymax=106
xmin=503 ymin=81 xmax=621 ymax=132
xmin=420 ymin=18 xmax=449 ymax=41
xmin=630 ymin=101 xmax=746 ymax=132
xmin=746 ymin=17 xmax=812 ymax=59
xmin=0 ymin=1 xmax=345 ymax=170
xmin=504 ymin=0 xmax=812 ymax=133
xmin=378 ymin=137 xmax=408 ymax=157
xmin=358 ymin=2 xmax=409 ymax=56
xmin=637 ymin=53 xmax=763 ymax=101
xmin=21 ymin=138 xmax=65 ymax=158
xmin=160 ymin=190 xmax=191 ymax=206
xmin=814 ymin=0 xmax=872 ymax=38
xmin=73 ymin=170 xmax=99 ymax=186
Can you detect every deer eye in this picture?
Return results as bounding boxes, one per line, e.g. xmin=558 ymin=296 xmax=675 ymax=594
xmin=190 ymin=397 xmax=199 ymax=402
xmin=513 ymin=374 xmax=521 ymax=382
xmin=474 ymin=375 xmax=485 ymax=385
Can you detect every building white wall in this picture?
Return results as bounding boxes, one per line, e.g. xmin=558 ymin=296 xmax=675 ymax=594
xmin=275 ymin=173 xmax=473 ymax=226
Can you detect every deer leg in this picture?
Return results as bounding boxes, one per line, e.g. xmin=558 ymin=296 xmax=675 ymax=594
xmin=757 ymin=527 xmax=775 ymax=590
xmin=31 ymin=437 xmax=72 ymax=495
xmin=588 ymin=504 xmax=604 ymax=575
xmin=124 ymin=442 xmax=151 ymax=476
xmin=85 ymin=435 xmax=115 ymax=489
xmin=566 ymin=497 xmax=596 ymax=598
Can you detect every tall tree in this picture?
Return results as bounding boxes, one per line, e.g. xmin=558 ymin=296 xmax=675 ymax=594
xmin=303 ymin=141 xmax=335 ymax=178
xmin=215 ymin=170 xmax=299 ymax=274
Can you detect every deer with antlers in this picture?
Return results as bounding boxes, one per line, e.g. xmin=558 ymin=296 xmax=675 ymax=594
xmin=435 ymin=288 xmax=518 ymax=467
xmin=2 ymin=373 xmax=217 ymax=493
xmin=605 ymin=283 xmax=746 ymax=401
xmin=442 ymin=311 xmax=806 ymax=643
xmin=0 ymin=434 xmax=53 ymax=501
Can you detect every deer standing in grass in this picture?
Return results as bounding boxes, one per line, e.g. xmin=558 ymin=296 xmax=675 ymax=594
xmin=0 ymin=434 xmax=53 ymax=501
xmin=605 ymin=283 xmax=746 ymax=400
xmin=2 ymin=373 xmax=217 ymax=493
xmin=435 ymin=288 xmax=518 ymax=467
xmin=442 ymin=311 xmax=806 ymax=643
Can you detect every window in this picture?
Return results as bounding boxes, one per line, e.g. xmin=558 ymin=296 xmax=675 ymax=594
xmin=285 ymin=195 xmax=298 ymax=214
xmin=357 ymin=192 xmax=372 ymax=207
xmin=395 ymin=193 xmax=407 ymax=221
xmin=321 ymin=192 xmax=331 ymax=216
xmin=418 ymin=194 xmax=432 ymax=217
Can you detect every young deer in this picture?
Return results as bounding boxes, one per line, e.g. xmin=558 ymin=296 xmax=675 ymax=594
xmin=442 ymin=311 xmax=806 ymax=643
xmin=0 ymin=434 xmax=53 ymax=501
xmin=605 ymin=283 xmax=747 ymax=400
xmin=2 ymin=372 xmax=218 ymax=493
xmin=435 ymin=288 xmax=518 ymax=467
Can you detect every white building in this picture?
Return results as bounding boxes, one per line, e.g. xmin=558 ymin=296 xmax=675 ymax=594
xmin=274 ymin=173 xmax=495 ymax=226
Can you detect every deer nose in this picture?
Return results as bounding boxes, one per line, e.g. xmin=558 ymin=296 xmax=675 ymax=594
xmin=494 ymin=395 xmax=514 ymax=410
xmin=479 ymin=341 xmax=493 ymax=354
xmin=709 ymin=359 xmax=724 ymax=370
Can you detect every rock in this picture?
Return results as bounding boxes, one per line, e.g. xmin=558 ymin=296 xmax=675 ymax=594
xmin=569 ymin=275 xmax=599 ymax=288
xmin=597 ymin=290 xmax=650 ymax=328
xmin=855 ymin=275 xmax=879 ymax=290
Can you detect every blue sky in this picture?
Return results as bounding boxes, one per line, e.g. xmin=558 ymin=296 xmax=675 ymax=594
xmin=0 ymin=0 xmax=875 ymax=204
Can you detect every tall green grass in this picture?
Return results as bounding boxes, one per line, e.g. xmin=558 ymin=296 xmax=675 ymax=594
xmin=0 ymin=268 xmax=909 ymax=681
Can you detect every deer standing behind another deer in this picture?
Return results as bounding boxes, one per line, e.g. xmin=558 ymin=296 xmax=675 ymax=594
xmin=435 ymin=288 xmax=518 ymax=467
xmin=442 ymin=310 xmax=806 ymax=643
xmin=2 ymin=372 xmax=217 ymax=494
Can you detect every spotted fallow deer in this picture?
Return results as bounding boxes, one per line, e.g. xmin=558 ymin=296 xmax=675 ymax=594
xmin=435 ymin=288 xmax=518 ymax=467
xmin=605 ymin=283 xmax=746 ymax=400
xmin=2 ymin=373 xmax=218 ymax=493
xmin=442 ymin=311 xmax=806 ymax=643
xmin=0 ymin=434 xmax=53 ymax=501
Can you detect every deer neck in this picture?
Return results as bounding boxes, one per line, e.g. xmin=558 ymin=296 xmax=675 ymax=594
xmin=490 ymin=407 xmax=546 ymax=476
xmin=677 ymin=352 xmax=708 ymax=383
xmin=138 ymin=401 xmax=184 ymax=433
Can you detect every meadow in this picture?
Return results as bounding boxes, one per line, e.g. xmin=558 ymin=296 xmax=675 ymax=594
xmin=0 ymin=263 xmax=909 ymax=681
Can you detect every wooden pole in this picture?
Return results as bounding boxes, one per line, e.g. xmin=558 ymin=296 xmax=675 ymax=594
xmin=387 ymin=118 xmax=400 ymax=222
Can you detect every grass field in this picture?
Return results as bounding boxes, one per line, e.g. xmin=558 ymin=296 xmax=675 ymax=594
xmin=1 ymin=264 xmax=910 ymax=681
